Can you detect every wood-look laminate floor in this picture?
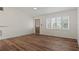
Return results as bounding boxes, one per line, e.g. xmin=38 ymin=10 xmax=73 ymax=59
xmin=0 ymin=34 xmax=78 ymax=51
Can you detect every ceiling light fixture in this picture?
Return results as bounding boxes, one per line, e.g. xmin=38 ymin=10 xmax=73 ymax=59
xmin=33 ymin=8 xmax=37 ymax=10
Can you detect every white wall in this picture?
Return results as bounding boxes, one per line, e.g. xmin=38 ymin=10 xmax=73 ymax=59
xmin=0 ymin=7 xmax=33 ymax=39
xmin=77 ymin=8 xmax=79 ymax=46
xmin=34 ymin=9 xmax=77 ymax=39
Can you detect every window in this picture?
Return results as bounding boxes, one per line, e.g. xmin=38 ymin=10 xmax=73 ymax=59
xmin=46 ymin=17 xmax=51 ymax=29
xmin=61 ymin=16 xmax=69 ymax=30
xmin=46 ymin=16 xmax=69 ymax=30
xmin=51 ymin=17 xmax=56 ymax=29
xmin=56 ymin=16 xmax=62 ymax=29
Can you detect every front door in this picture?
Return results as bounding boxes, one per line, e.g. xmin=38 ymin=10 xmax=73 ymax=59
xmin=35 ymin=19 xmax=40 ymax=35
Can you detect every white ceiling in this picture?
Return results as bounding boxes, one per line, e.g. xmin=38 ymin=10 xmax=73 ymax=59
xmin=17 ymin=7 xmax=77 ymax=17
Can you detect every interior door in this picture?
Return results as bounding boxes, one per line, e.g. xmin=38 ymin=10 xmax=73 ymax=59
xmin=35 ymin=19 xmax=40 ymax=35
